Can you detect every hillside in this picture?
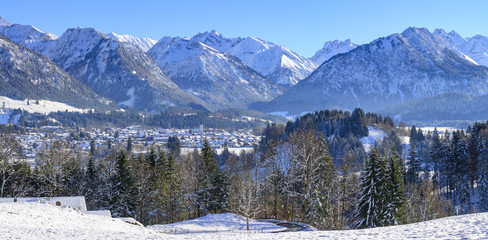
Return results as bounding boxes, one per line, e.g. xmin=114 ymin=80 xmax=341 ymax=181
xmin=0 ymin=34 xmax=114 ymax=110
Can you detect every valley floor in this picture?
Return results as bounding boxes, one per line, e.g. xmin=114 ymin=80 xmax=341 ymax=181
xmin=1 ymin=202 xmax=487 ymax=240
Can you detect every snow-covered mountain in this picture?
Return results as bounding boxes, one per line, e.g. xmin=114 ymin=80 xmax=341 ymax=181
xmin=148 ymin=37 xmax=281 ymax=110
xmin=191 ymin=31 xmax=317 ymax=87
xmin=106 ymin=32 xmax=157 ymax=52
xmin=310 ymin=39 xmax=357 ymax=66
xmin=46 ymin=28 xmax=207 ymax=112
xmin=0 ymin=33 xmax=113 ymax=110
xmin=0 ymin=16 xmax=57 ymax=54
xmin=433 ymin=29 xmax=488 ymax=66
xmin=263 ymin=27 xmax=488 ymax=114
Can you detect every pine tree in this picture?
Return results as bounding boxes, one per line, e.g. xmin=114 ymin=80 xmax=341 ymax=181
xmin=304 ymin=133 xmax=335 ymax=229
xmin=110 ymin=151 xmax=136 ymax=217
xmin=386 ymin=150 xmax=407 ymax=225
xmin=410 ymin=126 xmax=418 ymax=147
xmin=406 ymin=145 xmax=420 ymax=184
xmin=165 ymin=153 xmax=184 ymax=222
xmin=90 ymin=139 xmax=96 ymax=157
xmin=355 ymin=148 xmax=387 ymax=228
xmin=127 ymin=136 xmax=133 ymax=153
xmin=430 ymin=128 xmax=443 ymax=186
xmin=198 ymin=138 xmax=228 ymax=214
xmin=146 ymin=147 xmax=157 ymax=167
xmin=351 ymin=108 xmax=368 ymax=138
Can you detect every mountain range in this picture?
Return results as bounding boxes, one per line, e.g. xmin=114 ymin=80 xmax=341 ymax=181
xmin=148 ymin=36 xmax=281 ymax=110
xmin=263 ymin=27 xmax=488 ymax=120
xmin=3 ymin=15 xmax=488 ymax=123
xmin=0 ymin=33 xmax=113 ymax=110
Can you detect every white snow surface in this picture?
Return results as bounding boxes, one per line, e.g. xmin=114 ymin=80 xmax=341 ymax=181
xmin=433 ymin=29 xmax=488 ymax=66
xmin=361 ymin=126 xmax=387 ymax=153
xmin=310 ymin=39 xmax=358 ymax=65
xmin=107 ymin=32 xmax=157 ymax=52
xmin=3 ymin=202 xmax=488 ymax=239
xmin=0 ymin=202 xmax=160 ymax=240
xmin=190 ymin=31 xmax=317 ymax=86
xmin=119 ymin=87 xmax=136 ymax=107
xmin=149 ymin=213 xmax=285 ymax=233
xmin=0 ymin=96 xmax=86 ymax=114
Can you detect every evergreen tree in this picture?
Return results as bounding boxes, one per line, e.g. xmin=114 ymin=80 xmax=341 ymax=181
xmin=386 ymin=150 xmax=407 ymax=225
xmin=355 ymin=148 xmax=387 ymax=228
xmin=90 ymin=139 xmax=96 ymax=157
xmin=351 ymin=108 xmax=369 ymax=138
xmin=110 ymin=151 xmax=136 ymax=217
xmin=478 ymin=136 xmax=488 ymax=211
xmin=430 ymin=129 xmax=443 ymax=186
xmin=127 ymin=136 xmax=133 ymax=153
xmin=167 ymin=136 xmax=181 ymax=158
xmin=198 ymin=139 xmax=228 ymax=214
xmin=406 ymin=145 xmax=420 ymax=184
xmin=165 ymin=153 xmax=184 ymax=222
xmin=410 ymin=126 xmax=418 ymax=147
xmin=146 ymin=147 xmax=157 ymax=167
xmin=304 ymin=133 xmax=335 ymax=229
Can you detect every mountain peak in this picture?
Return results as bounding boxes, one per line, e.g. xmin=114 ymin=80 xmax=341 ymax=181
xmin=193 ymin=30 xmax=225 ymax=41
xmin=0 ymin=16 xmax=12 ymax=27
xmin=106 ymin=32 xmax=156 ymax=52
xmin=311 ymin=39 xmax=358 ymax=65
xmin=401 ymin=27 xmax=432 ymax=37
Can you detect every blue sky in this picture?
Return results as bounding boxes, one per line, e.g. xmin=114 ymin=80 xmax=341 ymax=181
xmin=1 ymin=0 xmax=487 ymax=57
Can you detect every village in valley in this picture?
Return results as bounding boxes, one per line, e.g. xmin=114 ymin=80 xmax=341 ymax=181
xmin=11 ymin=125 xmax=261 ymax=165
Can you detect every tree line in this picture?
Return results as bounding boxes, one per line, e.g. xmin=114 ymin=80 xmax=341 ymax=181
xmin=1 ymin=107 xmax=488 ymax=230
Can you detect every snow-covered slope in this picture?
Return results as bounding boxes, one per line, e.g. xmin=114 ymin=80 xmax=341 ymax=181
xmin=433 ymin=29 xmax=488 ymax=66
xmin=0 ymin=202 xmax=159 ymax=239
xmin=264 ymin=27 xmax=488 ymax=114
xmin=4 ymin=202 xmax=488 ymax=239
xmin=149 ymin=213 xmax=285 ymax=233
xmin=0 ymin=96 xmax=87 ymax=114
xmin=310 ymin=39 xmax=357 ymax=66
xmin=191 ymin=31 xmax=317 ymax=87
xmin=106 ymin=32 xmax=157 ymax=52
xmin=47 ymin=28 xmax=207 ymax=111
xmin=360 ymin=126 xmax=387 ymax=153
xmin=148 ymin=37 xmax=281 ymax=110
xmin=0 ymin=34 xmax=114 ymax=110
xmin=0 ymin=16 xmax=57 ymax=54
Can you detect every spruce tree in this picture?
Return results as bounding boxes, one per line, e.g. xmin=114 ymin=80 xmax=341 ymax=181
xmin=355 ymin=148 xmax=387 ymax=228
xmin=146 ymin=147 xmax=157 ymax=167
xmin=198 ymin=139 xmax=228 ymax=214
xmin=110 ymin=151 xmax=136 ymax=217
xmin=165 ymin=153 xmax=184 ymax=222
xmin=386 ymin=150 xmax=406 ymax=225
xmin=406 ymin=145 xmax=420 ymax=184
xmin=410 ymin=125 xmax=418 ymax=147
xmin=127 ymin=136 xmax=133 ymax=153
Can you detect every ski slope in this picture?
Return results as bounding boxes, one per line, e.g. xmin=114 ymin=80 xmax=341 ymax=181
xmin=1 ymin=202 xmax=488 ymax=239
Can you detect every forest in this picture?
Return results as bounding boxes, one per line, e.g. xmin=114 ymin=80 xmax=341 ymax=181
xmin=0 ymin=108 xmax=487 ymax=229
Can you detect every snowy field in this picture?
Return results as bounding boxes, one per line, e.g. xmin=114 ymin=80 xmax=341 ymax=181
xmin=149 ymin=213 xmax=285 ymax=233
xmin=2 ymin=202 xmax=488 ymax=239
xmin=0 ymin=96 xmax=87 ymax=114
xmin=360 ymin=126 xmax=387 ymax=153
